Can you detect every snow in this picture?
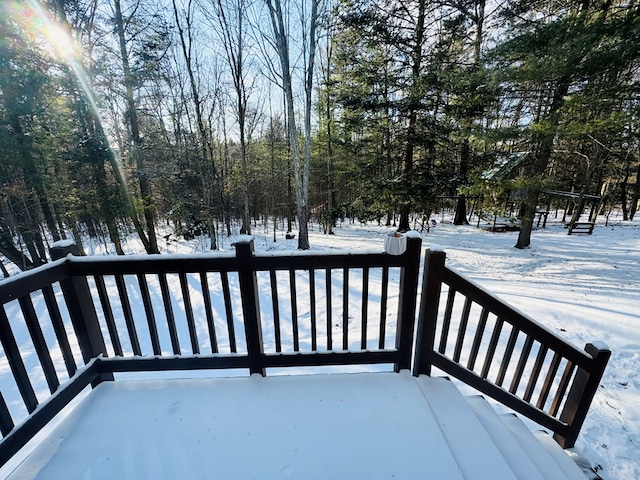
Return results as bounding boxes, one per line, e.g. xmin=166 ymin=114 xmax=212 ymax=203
xmin=233 ymin=234 xmax=254 ymax=244
xmin=1 ymin=213 xmax=639 ymax=479
xmin=8 ymin=373 xmax=471 ymax=480
xmin=403 ymin=230 xmax=422 ymax=239
xmin=49 ymin=239 xmax=75 ymax=249
xmin=590 ymin=340 xmax=610 ymax=352
xmin=428 ymin=244 xmax=446 ymax=252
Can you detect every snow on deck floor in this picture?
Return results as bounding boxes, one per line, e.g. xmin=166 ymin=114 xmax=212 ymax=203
xmin=8 ymin=372 xmax=479 ymax=480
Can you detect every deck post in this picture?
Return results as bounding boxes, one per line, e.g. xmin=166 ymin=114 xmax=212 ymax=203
xmin=394 ymin=236 xmax=422 ymax=372
xmin=49 ymin=242 xmax=113 ymax=383
xmin=235 ymin=239 xmax=266 ymax=376
xmin=555 ymin=342 xmax=611 ymax=448
xmin=412 ymin=249 xmax=446 ymax=377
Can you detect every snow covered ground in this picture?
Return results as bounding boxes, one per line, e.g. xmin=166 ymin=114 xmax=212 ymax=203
xmin=1 ymin=212 xmax=639 ymax=479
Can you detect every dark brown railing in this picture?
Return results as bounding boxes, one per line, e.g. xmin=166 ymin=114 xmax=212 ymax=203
xmin=0 ymin=238 xmax=609 ymax=467
xmin=413 ymin=249 xmax=610 ymax=448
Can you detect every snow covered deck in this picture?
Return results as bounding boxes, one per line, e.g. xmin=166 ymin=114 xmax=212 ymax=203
xmin=7 ymin=372 xmax=587 ymax=480
xmin=0 ymin=237 xmax=610 ymax=478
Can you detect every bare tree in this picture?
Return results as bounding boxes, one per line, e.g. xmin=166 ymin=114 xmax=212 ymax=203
xmin=202 ymin=0 xmax=254 ymax=234
xmin=172 ymin=0 xmax=223 ymax=248
xmin=112 ymin=0 xmax=160 ymax=253
xmin=264 ymin=0 xmax=321 ymax=249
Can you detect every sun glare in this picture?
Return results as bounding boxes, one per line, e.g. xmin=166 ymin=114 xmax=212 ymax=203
xmin=41 ymin=21 xmax=79 ymax=62
xmin=4 ymin=0 xmax=105 ymax=150
xmin=4 ymin=0 xmax=80 ymax=62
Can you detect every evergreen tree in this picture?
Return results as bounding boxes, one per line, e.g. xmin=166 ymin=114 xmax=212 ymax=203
xmin=490 ymin=0 xmax=640 ymax=248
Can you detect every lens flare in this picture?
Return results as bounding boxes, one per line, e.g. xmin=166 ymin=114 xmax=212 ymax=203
xmin=3 ymin=0 xmax=131 ymax=204
xmin=2 ymin=1 xmax=76 ymax=61
xmin=42 ymin=20 xmax=79 ymax=61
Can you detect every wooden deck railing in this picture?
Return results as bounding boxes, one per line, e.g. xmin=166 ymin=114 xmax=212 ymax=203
xmin=0 ymin=238 xmax=608 ymax=467
xmin=413 ymin=249 xmax=610 ymax=448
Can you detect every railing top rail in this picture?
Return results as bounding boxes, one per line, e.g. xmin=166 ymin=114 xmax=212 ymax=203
xmin=0 ymin=259 xmax=69 ymax=305
xmin=441 ymin=265 xmax=593 ymax=366
xmin=62 ymin=247 xmax=415 ymax=276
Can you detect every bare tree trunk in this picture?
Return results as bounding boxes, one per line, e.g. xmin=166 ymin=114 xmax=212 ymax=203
xmin=298 ymin=0 xmax=319 ymax=249
xmin=0 ymin=229 xmax=34 ymax=271
xmin=209 ymin=0 xmax=252 ymax=234
xmin=113 ymin=0 xmax=159 ymax=254
xmin=453 ymin=141 xmax=470 ymax=225
xmin=453 ymin=0 xmax=485 ymax=226
xmin=319 ymin=22 xmax=335 ymax=235
xmin=265 ymin=0 xmax=318 ymax=249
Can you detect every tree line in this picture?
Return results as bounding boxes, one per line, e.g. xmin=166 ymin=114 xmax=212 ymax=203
xmin=1 ymin=0 xmax=639 ymax=270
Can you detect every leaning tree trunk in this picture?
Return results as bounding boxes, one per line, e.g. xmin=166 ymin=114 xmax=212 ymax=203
xmin=0 ymin=229 xmax=34 ymax=271
xmin=515 ymin=79 xmax=570 ymax=249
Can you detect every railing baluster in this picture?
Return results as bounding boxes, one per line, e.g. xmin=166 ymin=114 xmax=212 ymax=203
xmin=199 ymin=272 xmax=218 ymax=354
xmin=342 ymin=267 xmax=349 ymax=350
xmin=0 ymin=392 xmax=14 ymax=436
xmin=326 ymin=269 xmax=332 ymax=351
xmin=137 ymin=274 xmax=161 ymax=356
xmin=115 ymin=274 xmax=141 ymax=356
xmin=537 ymin=352 xmax=561 ymax=410
xmin=480 ymin=317 xmax=503 ymax=379
xmin=269 ymin=270 xmax=281 ymax=353
xmin=309 ymin=269 xmax=317 ymax=351
xmin=41 ymin=285 xmax=77 ymax=375
xmin=49 ymin=243 xmax=113 ymax=384
xmin=361 ymin=267 xmax=369 ymax=350
xmin=524 ymin=345 xmax=548 ymax=402
xmin=18 ymin=296 xmax=59 ymax=393
xmin=549 ymin=361 xmax=576 ymax=417
xmin=221 ymin=272 xmax=236 ymax=353
xmin=0 ymin=307 xmax=38 ymax=413
xmin=158 ymin=273 xmax=180 ymax=354
xmin=439 ymin=288 xmax=456 ymax=354
xmin=92 ymin=276 xmax=123 ymax=357
xmin=378 ymin=266 xmax=389 ymax=350
xmin=467 ymin=307 xmax=489 ymax=371
xmin=452 ymin=297 xmax=473 ymax=363
xmin=496 ymin=327 xmax=519 ymax=386
xmin=289 ymin=270 xmax=299 ymax=352
xmin=179 ymin=273 xmax=199 ymax=355
xmin=509 ymin=336 xmax=534 ymax=394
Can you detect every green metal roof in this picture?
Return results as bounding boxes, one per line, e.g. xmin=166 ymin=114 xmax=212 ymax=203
xmin=482 ymin=152 xmax=529 ymax=181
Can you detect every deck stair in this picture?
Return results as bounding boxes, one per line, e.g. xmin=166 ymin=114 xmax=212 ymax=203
xmin=420 ymin=376 xmax=587 ymax=480
xmin=6 ymin=373 xmax=587 ymax=480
